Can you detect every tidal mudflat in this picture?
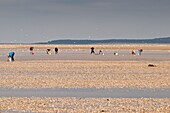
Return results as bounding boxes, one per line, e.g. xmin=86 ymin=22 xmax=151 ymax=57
xmin=0 ymin=44 xmax=170 ymax=112
xmin=0 ymin=60 xmax=169 ymax=89
xmin=0 ymin=97 xmax=170 ymax=113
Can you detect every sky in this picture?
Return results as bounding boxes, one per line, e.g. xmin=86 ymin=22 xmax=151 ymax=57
xmin=0 ymin=0 xmax=170 ymax=43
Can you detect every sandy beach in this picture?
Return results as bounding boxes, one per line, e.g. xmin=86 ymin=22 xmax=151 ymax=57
xmin=0 ymin=60 xmax=169 ymax=89
xmin=0 ymin=97 xmax=170 ymax=112
xmin=0 ymin=44 xmax=170 ymax=112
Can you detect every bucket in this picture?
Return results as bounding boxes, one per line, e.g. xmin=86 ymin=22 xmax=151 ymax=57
xmin=8 ymin=57 xmax=12 ymax=62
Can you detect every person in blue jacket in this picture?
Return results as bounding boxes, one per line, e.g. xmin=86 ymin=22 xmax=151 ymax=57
xmin=8 ymin=52 xmax=15 ymax=61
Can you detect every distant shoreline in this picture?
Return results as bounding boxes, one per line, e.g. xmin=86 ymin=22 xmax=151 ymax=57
xmin=0 ymin=44 xmax=170 ymax=50
xmin=38 ymin=37 xmax=170 ymax=44
xmin=1 ymin=37 xmax=170 ymax=45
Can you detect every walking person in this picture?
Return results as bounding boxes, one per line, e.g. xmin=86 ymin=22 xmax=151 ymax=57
xmin=90 ymin=47 xmax=95 ymax=54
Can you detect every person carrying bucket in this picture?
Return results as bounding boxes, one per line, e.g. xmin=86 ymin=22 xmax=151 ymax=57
xmin=8 ymin=52 xmax=15 ymax=62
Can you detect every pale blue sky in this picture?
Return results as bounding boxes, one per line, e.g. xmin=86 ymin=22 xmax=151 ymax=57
xmin=0 ymin=0 xmax=170 ymax=43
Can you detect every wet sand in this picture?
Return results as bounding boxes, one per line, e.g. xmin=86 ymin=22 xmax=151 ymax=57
xmin=1 ymin=49 xmax=170 ymax=61
xmin=0 ymin=97 xmax=170 ymax=112
xmin=0 ymin=60 xmax=169 ymax=89
xmin=0 ymin=44 xmax=170 ymax=112
xmin=0 ymin=44 xmax=170 ymax=50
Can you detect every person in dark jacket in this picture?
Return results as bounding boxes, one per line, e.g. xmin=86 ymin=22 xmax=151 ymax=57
xmin=46 ymin=49 xmax=51 ymax=55
xmin=90 ymin=47 xmax=95 ymax=54
xmin=55 ymin=47 xmax=58 ymax=54
xmin=30 ymin=47 xmax=34 ymax=55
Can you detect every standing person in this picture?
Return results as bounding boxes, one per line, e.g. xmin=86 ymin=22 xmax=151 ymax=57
xmin=8 ymin=52 xmax=15 ymax=62
xmin=55 ymin=47 xmax=58 ymax=54
xmin=91 ymin=47 xmax=95 ymax=54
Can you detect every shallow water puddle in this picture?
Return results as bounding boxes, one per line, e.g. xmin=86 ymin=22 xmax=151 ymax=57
xmin=0 ymin=88 xmax=169 ymax=98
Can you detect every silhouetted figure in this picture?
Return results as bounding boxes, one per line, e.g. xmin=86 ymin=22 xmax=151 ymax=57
xmin=139 ymin=49 xmax=143 ymax=55
xmin=113 ymin=51 xmax=118 ymax=55
xmin=8 ymin=52 xmax=15 ymax=62
xmin=91 ymin=47 xmax=95 ymax=54
xmin=131 ymin=50 xmax=136 ymax=55
xmin=99 ymin=50 xmax=104 ymax=55
xmin=55 ymin=47 xmax=58 ymax=54
xmin=140 ymin=49 xmax=143 ymax=52
xmin=30 ymin=47 xmax=34 ymax=55
xmin=30 ymin=47 xmax=34 ymax=51
xmin=46 ymin=49 xmax=51 ymax=55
